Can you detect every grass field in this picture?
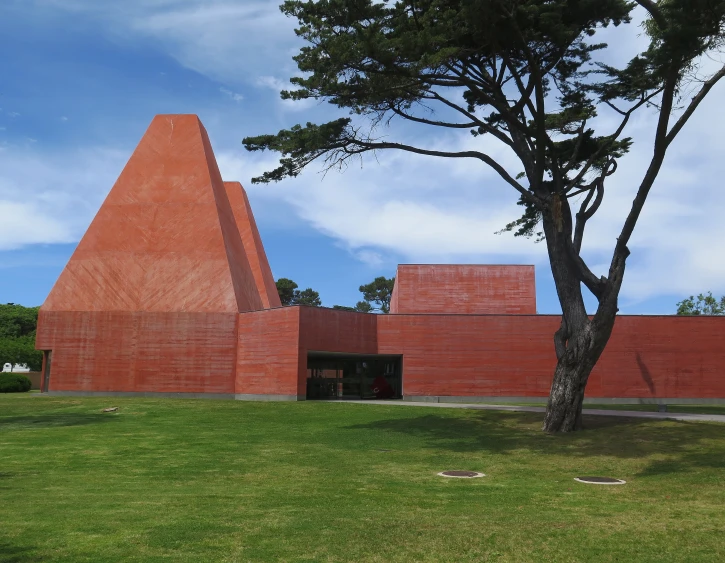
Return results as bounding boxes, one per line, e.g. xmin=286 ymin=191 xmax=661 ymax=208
xmin=1 ymin=395 xmax=724 ymax=562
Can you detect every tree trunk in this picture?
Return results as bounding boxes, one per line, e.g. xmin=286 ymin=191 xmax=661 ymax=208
xmin=542 ymin=322 xmax=610 ymax=432
xmin=540 ymin=195 xmax=623 ymax=432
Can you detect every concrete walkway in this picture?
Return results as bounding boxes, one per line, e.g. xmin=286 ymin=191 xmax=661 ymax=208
xmin=343 ymin=400 xmax=725 ymax=423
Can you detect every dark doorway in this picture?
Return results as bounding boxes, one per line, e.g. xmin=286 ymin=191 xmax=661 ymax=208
xmin=306 ymin=353 xmax=402 ymax=400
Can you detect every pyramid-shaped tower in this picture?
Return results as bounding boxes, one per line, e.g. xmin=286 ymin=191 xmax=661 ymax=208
xmin=36 ymin=115 xmax=281 ymax=396
xmin=224 ymin=182 xmax=281 ymax=309
xmin=42 ymin=115 xmax=265 ymax=313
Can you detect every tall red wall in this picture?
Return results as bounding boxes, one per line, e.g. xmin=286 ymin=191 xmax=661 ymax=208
xmin=390 ymin=265 xmax=536 ymax=314
xmin=377 ymin=314 xmax=725 ymax=400
xmin=36 ymin=310 xmax=237 ymax=394
xmin=236 ymin=307 xmax=301 ymax=398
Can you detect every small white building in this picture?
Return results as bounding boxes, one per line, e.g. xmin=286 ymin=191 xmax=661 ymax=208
xmin=1 ymin=363 xmax=30 ymax=373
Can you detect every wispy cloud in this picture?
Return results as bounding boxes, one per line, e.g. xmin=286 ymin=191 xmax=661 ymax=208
xmin=255 ymin=75 xmax=317 ymax=111
xmin=13 ymin=1 xmax=725 ymax=307
xmin=216 ymin=81 xmax=725 ymax=304
xmin=0 ymin=143 xmax=127 ymax=250
xmin=219 ymin=87 xmax=243 ymax=103
xmin=34 ymin=0 xmax=300 ymax=85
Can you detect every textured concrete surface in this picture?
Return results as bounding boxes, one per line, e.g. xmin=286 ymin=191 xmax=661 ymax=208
xmin=41 ymin=115 xmax=265 ymax=314
xmin=402 ymin=395 xmax=725 ymax=405
xmin=36 ymin=115 xmax=279 ymax=395
xmin=390 ymin=264 xmax=536 ymax=314
xmin=379 ymin=314 xmax=725 ymax=400
xmin=225 ymin=181 xmax=281 ymax=309
xmin=342 ymin=400 xmax=725 ymax=423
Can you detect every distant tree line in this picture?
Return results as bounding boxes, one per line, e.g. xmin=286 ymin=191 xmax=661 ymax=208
xmin=0 ymin=304 xmax=43 ymax=371
xmin=275 ymin=276 xmax=395 ymax=313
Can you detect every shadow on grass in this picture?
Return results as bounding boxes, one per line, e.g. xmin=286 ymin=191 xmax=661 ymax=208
xmin=346 ymin=411 xmax=725 ymax=475
xmin=0 ymin=413 xmax=119 ymax=431
xmin=0 ymin=541 xmax=44 ymax=563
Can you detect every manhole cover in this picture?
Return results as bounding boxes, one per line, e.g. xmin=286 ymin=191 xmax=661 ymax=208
xmin=574 ymin=476 xmax=626 ymax=485
xmin=437 ymin=471 xmax=485 ymax=478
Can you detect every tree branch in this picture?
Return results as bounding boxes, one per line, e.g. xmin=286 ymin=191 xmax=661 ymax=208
xmin=634 ymin=0 xmax=669 ymax=30
xmin=564 ymin=88 xmax=663 ymax=186
xmin=388 ymin=104 xmax=477 ymax=129
xmin=426 ymin=92 xmax=515 ymax=147
xmin=613 ymin=70 xmax=679 ymax=264
xmin=666 ymin=65 xmax=725 ymax=146
xmin=345 ymin=137 xmax=538 ymax=205
xmin=572 ymin=180 xmax=604 ymax=254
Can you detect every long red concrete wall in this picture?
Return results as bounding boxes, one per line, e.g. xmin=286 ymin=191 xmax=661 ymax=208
xmin=377 ymin=314 xmax=725 ymax=400
xmin=36 ymin=305 xmax=725 ymax=401
xmin=36 ymin=310 xmax=238 ymax=394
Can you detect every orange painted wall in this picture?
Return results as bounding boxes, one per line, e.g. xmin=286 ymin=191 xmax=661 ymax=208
xmin=36 ymin=310 xmax=237 ymax=393
xmin=592 ymin=316 xmax=725 ymax=399
xmin=390 ymin=265 xmax=536 ymax=314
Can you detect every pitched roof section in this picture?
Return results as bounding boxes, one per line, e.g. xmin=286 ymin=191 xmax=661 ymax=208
xmin=224 ymin=182 xmax=282 ymax=309
xmin=42 ymin=114 xmax=265 ymax=313
xmin=390 ymin=264 xmax=536 ymax=314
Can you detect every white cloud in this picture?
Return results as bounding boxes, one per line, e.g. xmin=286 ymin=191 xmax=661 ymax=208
xmin=0 ymin=144 xmax=127 ymax=250
xmin=254 ymin=75 xmax=318 ymax=111
xmin=35 ymin=0 xmax=300 ymax=86
xmin=355 ymin=250 xmax=385 ymax=268
xmin=0 ymin=201 xmax=73 ymax=249
xmin=60 ymin=116 xmax=69 ymax=121
xmin=215 ymin=79 xmax=725 ymax=304
xmin=219 ymin=87 xmax=243 ymax=103
xmin=255 ymin=75 xmax=287 ymax=92
xmin=13 ymin=1 xmax=725 ymax=306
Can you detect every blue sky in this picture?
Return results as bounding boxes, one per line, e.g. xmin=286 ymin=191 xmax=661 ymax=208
xmin=1 ymin=1 xmax=724 ymax=314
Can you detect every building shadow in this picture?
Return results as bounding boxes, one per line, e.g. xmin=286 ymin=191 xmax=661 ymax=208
xmin=345 ymin=410 xmax=725 ymax=476
xmin=0 ymin=413 xmax=119 ymax=431
xmin=0 ymin=541 xmax=44 ymax=563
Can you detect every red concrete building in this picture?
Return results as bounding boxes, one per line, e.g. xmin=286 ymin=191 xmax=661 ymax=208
xmin=36 ymin=115 xmax=725 ymax=404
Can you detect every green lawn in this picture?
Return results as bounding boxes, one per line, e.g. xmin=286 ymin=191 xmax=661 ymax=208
xmin=1 ymin=396 xmax=724 ymax=562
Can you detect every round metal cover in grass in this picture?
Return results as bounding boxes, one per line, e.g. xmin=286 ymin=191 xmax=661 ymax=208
xmin=574 ymin=476 xmax=626 ymax=485
xmin=438 ymin=471 xmax=485 ymax=478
